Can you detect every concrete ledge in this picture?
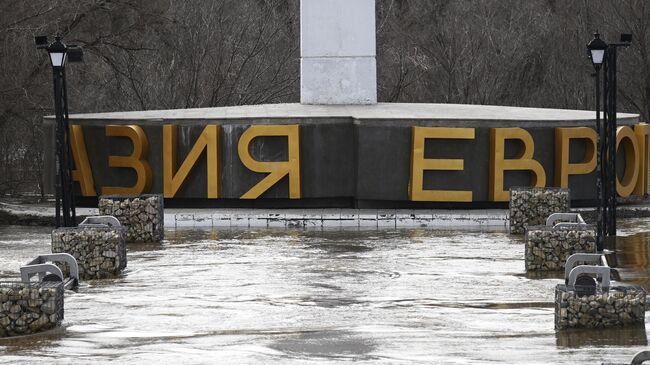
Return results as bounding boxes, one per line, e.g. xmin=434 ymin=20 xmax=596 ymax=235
xmin=5 ymin=201 xmax=650 ymax=230
xmin=166 ymin=209 xmax=509 ymax=229
xmin=56 ymin=103 xmax=639 ymax=122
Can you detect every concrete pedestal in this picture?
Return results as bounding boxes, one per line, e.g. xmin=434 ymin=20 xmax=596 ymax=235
xmin=44 ymin=104 xmax=640 ymax=207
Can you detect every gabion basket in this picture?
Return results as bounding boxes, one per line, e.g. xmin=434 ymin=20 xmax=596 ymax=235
xmin=509 ymin=187 xmax=570 ymax=234
xmin=555 ymin=284 xmax=646 ymax=330
xmin=52 ymin=226 xmax=127 ymax=279
xmin=0 ymin=281 xmax=64 ymax=337
xmin=524 ymin=224 xmax=596 ymax=271
xmin=98 ymin=194 xmax=164 ymax=243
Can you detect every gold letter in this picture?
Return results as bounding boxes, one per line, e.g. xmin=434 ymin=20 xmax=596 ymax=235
xmin=238 ymin=125 xmax=300 ymax=199
xmin=69 ymin=125 xmax=96 ymax=196
xmin=616 ymin=126 xmax=639 ymax=197
xmin=634 ymin=123 xmax=650 ymax=195
xmin=409 ymin=127 xmax=475 ymax=202
xmin=163 ymin=125 xmax=220 ymax=198
xmin=554 ymin=127 xmax=597 ymax=188
xmin=489 ymin=128 xmax=546 ymax=202
xmin=101 ymin=125 xmax=153 ymax=196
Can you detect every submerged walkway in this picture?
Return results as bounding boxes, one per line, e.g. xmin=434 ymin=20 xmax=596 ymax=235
xmin=2 ymin=224 xmax=650 ymax=363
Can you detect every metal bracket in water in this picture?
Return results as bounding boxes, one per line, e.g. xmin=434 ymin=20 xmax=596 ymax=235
xmin=632 ymin=351 xmax=650 ymax=365
xmin=567 ymin=265 xmax=610 ymax=291
xmin=20 ymin=253 xmax=79 ymax=290
xmin=20 ymin=264 xmax=63 ymax=282
xmin=564 ymin=253 xmax=607 ymax=282
xmin=79 ymin=215 xmax=121 ymax=228
xmin=546 ymin=212 xmax=587 ymax=229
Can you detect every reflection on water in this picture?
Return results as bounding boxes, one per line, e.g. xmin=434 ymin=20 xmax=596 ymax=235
xmin=269 ymin=329 xmax=377 ymax=361
xmin=0 ymin=225 xmax=649 ymax=364
xmin=556 ymin=325 xmax=648 ymax=348
xmin=524 ymin=270 xmax=564 ymax=280
xmin=606 ymin=226 xmax=650 ymax=291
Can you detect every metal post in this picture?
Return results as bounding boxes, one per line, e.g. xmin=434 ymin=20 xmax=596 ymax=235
xmin=602 ymin=56 xmax=611 ymax=237
xmin=52 ymin=69 xmax=62 ymax=228
xmin=587 ymin=32 xmax=630 ymax=243
xmin=595 ymin=69 xmax=604 ymax=251
xmin=38 ymin=35 xmax=81 ymax=227
xmin=61 ymin=68 xmax=76 ymax=225
xmin=609 ymin=46 xmax=618 ymax=236
xmin=53 ymin=67 xmax=73 ymax=227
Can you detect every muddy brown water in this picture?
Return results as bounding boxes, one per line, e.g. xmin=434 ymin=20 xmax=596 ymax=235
xmin=1 ymin=220 xmax=650 ymax=364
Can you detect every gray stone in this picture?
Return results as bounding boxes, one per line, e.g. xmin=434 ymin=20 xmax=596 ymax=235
xmin=40 ymin=302 xmax=56 ymax=315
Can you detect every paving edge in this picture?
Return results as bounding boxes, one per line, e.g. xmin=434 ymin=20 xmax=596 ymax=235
xmin=166 ymin=209 xmax=510 ymax=229
xmin=5 ymin=202 xmax=650 ymax=230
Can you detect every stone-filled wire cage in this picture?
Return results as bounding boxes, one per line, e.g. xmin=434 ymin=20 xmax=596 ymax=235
xmin=0 ymin=281 xmax=64 ymax=337
xmin=509 ymin=187 xmax=571 ymax=234
xmin=98 ymin=194 xmax=164 ymax=243
xmin=52 ymin=226 xmax=127 ymax=280
xmin=555 ymin=284 xmax=646 ymax=330
xmin=524 ymin=225 xmax=596 ymax=271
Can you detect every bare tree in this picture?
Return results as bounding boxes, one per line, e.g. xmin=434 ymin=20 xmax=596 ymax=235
xmin=0 ymin=0 xmax=648 ymax=197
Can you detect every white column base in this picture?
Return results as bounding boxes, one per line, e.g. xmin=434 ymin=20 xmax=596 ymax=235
xmin=301 ymin=57 xmax=377 ymax=105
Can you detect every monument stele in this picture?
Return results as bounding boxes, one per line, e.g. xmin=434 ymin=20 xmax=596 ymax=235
xmin=301 ymin=0 xmax=377 ymax=104
xmin=42 ymin=0 xmax=644 ymax=208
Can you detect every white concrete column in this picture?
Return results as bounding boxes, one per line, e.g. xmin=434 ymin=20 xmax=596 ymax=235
xmin=300 ymin=0 xmax=377 ymax=105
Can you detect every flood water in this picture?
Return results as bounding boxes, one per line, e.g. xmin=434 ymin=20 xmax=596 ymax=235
xmin=1 ymin=220 xmax=650 ymax=364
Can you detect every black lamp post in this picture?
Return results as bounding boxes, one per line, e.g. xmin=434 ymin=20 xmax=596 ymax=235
xmin=36 ymin=35 xmax=83 ymax=227
xmin=587 ymin=33 xmax=607 ymax=251
xmin=586 ymin=32 xmax=632 ymax=250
